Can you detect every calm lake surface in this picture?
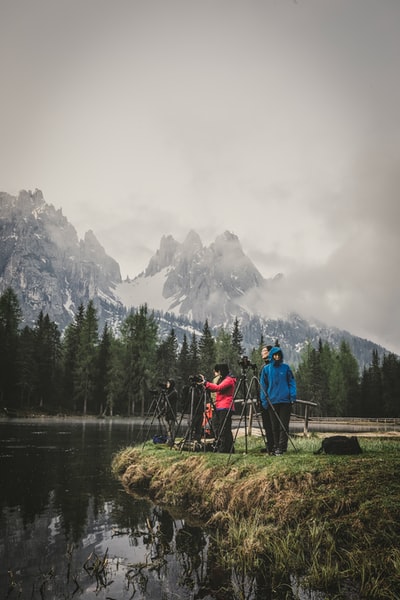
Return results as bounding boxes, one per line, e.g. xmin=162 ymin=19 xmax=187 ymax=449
xmin=0 ymin=417 xmax=353 ymax=600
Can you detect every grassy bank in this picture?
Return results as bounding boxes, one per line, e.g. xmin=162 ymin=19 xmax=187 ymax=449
xmin=112 ymin=435 xmax=400 ymax=599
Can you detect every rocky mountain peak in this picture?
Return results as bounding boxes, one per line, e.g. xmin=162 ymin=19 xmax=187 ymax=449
xmin=213 ymin=230 xmax=241 ymax=249
xmin=208 ymin=230 xmax=264 ymax=290
xmin=182 ymin=229 xmax=203 ymax=255
xmin=0 ymin=190 xmax=122 ymax=329
xmin=18 ymin=188 xmax=45 ymax=211
xmin=145 ymin=234 xmax=180 ymax=277
xmin=117 ymin=229 xmax=268 ymax=325
xmin=114 ymin=229 xmax=388 ymax=368
xmin=0 ymin=189 xmax=389 ymax=368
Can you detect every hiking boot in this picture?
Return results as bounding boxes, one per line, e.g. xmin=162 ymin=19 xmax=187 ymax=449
xmin=274 ymin=449 xmax=283 ymax=456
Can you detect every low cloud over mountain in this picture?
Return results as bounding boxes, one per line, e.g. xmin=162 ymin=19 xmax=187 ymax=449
xmin=0 ymin=190 xmax=389 ymax=367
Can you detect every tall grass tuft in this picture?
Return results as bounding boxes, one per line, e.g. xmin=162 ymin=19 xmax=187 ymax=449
xmin=113 ymin=435 xmax=400 ymax=598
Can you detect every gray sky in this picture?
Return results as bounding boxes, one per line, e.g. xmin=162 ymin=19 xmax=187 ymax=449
xmin=1 ymin=0 xmax=400 ymax=354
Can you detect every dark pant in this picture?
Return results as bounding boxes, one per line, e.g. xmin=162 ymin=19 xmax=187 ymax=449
xmin=261 ymin=406 xmax=274 ymax=453
xmin=269 ymin=403 xmax=292 ymax=452
xmin=212 ymin=409 xmax=234 ymax=453
xmin=189 ymin=406 xmax=203 ymax=442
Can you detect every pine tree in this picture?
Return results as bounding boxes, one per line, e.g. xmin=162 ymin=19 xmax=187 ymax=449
xmin=381 ymin=353 xmax=400 ymax=417
xmin=231 ymin=317 xmax=244 ymax=363
xmin=74 ymin=300 xmax=99 ymax=415
xmin=246 ymin=335 xmax=266 ymax=375
xmin=189 ymin=333 xmax=199 ymax=378
xmin=308 ymin=346 xmax=326 ymax=412
xmin=294 ymin=343 xmax=312 ymax=405
xmin=198 ymin=320 xmax=216 ymax=377
xmin=214 ymin=326 xmax=242 ymax=375
xmin=359 ymin=366 xmax=370 ymax=417
xmin=328 ymin=353 xmax=347 ymax=416
xmin=33 ymin=311 xmax=62 ymax=409
xmin=318 ymin=340 xmax=334 ymax=414
xmin=178 ymin=334 xmax=191 ymax=387
xmin=17 ymin=326 xmax=36 ymax=407
xmin=0 ymin=288 xmax=23 ymax=406
xmin=120 ymin=305 xmax=158 ymax=416
xmin=296 ymin=343 xmax=325 ymax=413
xmin=62 ymin=304 xmax=85 ymax=411
xmin=361 ymin=349 xmax=382 ymax=417
xmin=105 ymin=336 xmax=125 ymax=416
xmin=157 ymin=328 xmax=178 ymax=382
xmin=95 ymin=323 xmax=114 ymax=415
xmin=338 ymin=340 xmax=360 ymax=416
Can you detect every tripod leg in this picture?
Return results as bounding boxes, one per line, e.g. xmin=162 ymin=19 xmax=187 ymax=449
xmin=200 ymin=389 xmax=214 ymax=451
xmin=179 ymin=386 xmax=203 ymax=452
xmin=267 ymin=399 xmax=298 ymax=453
xmin=229 ymin=377 xmax=264 ymax=461
xmin=138 ymin=394 xmax=162 ymax=447
xmin=246 ymin=375 xmax=273 ymax=451
xmin=260 ymin=406 xmax=274 ymax=453
xmin=174 ymin=409 xmax=185 ymax=441
xmin=228 ymin=375 xmax=248 ymax=453
xmin=230 ymin=372 xmax=263 ymax=456
xmin=214 ymin=408 xmax=234 ymax=454
xmin=259 ymin=375 xmax=298 ymax=453
xmin=162 ymin=392 xmax=178 ymax=446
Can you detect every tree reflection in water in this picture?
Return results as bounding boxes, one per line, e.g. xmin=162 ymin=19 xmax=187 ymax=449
xmin=0 ymin=420 xmax=326 ymax=600
xmin=123 ymin=505 xmax=299 ymax=600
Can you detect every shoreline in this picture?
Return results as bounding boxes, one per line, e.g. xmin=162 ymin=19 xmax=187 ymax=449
xmin=112 ymin=435 xmax=400 ymax=598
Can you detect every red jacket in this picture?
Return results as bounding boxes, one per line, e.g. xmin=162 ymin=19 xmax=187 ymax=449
xmin=205 ymin=375 xmax=236 ymax=411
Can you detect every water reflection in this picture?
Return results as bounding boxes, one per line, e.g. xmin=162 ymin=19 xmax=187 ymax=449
xmin=0 ymin=418 xmax=328 ymax=600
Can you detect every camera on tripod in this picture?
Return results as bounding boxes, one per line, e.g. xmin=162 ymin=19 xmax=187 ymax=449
xmin=188 ymin=374 xmax=204 ymax=385
xmin=238 ymin=355 xmax=257 ymax=370
xmin=158 ymin=381 xmax=168 ymax=390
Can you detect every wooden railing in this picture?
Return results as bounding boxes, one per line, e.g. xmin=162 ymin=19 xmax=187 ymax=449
xmin=291 ymin=399 xmax=319 ymax=435
xmin=233 ymin=398 xmax=319 ymax=437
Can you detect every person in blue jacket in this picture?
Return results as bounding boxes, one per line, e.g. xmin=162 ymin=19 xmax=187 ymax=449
xmin=259 ymin=346 xmax=296 ymax=455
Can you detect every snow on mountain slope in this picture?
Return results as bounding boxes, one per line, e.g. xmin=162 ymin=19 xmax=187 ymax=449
xmin=115 ymin=268 xmax=182 ymax=314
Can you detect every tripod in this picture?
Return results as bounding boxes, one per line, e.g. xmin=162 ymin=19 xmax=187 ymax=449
xmin=228 ymin=362 xmax=266 ymax=457
xmin=138 ymin=387 xmax=178 ymax=447
xmin=177 ymin=383 xmax=212 ymax=452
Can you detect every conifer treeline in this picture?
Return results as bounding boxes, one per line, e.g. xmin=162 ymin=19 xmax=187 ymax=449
xmin=295 ymin=339 xmax=400 ymax=417
xmin=0 ymin=288 xmax=399 ymax=417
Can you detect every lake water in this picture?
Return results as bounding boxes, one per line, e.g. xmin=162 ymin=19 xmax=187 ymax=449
xmin=0 ymin=418 xmax=346 ymax=600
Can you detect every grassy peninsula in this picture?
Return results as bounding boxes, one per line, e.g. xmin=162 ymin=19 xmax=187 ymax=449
xmin=112 ymin=435 xmax=400 ymax=599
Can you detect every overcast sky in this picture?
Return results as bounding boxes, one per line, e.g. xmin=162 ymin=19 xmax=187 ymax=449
xmin=1 ymin=0 xmax=400 ymax=354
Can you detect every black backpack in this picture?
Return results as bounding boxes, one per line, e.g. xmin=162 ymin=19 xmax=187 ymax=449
xmin=314 ymin=435 xmax=362 ymax=455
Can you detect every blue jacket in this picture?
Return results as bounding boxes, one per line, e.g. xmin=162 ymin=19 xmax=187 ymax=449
xmin=259 ymin=346 xmax=297 ymax=409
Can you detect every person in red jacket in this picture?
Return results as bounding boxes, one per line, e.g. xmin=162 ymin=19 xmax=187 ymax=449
xmin=200 ymin=364 xmax=236 ymax=453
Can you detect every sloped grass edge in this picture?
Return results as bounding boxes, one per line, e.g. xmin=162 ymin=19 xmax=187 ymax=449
xmin=112 ymin=437 xmax=400 ymax=598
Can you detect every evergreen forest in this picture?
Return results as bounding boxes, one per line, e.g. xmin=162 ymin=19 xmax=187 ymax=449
xmin=0 ymin=287 xmax=399 ymax=418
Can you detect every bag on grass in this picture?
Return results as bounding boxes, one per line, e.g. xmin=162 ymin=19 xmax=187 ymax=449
xmin=152 ymin=434 xmax=168 ymax=444
xmin=314 ymin=435 xmax=362 ymax=455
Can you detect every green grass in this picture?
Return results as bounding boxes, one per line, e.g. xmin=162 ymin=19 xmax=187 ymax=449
xmin=112 ymin=435 xmax=400 ymax=599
